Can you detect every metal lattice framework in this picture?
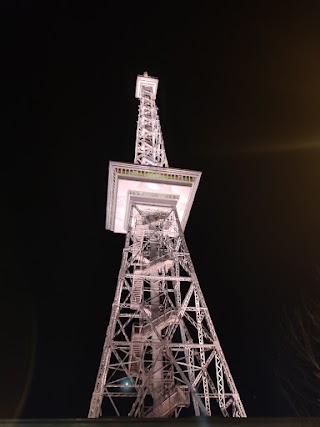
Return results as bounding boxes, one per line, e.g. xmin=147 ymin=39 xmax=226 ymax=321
xmin=134 ymin=74 xmax=168 ymax=168
xmin=88 ymin=72 xmax=246 ymax=418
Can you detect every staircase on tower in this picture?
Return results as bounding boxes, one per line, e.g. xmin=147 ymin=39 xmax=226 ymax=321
xmin=88 ymin=72 xmax=247 ymax=419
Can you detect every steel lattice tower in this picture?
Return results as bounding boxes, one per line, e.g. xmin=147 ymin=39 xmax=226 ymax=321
xmin=88 ymin=72 xmax=246 ymax=418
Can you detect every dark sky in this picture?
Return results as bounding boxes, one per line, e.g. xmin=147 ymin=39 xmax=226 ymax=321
xmin=2 ymin=3 xmax=320 ymax=420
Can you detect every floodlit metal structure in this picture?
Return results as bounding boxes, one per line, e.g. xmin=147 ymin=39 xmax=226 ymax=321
xmin=88 ymin=72 xmax=246 ymax=418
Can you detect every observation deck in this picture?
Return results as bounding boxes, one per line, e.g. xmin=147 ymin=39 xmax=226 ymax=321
xmin=105 ymin=161 xmax=201 ymax=234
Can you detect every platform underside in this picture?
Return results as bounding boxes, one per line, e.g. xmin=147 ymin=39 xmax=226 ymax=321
xmin=106 ymin=162 xmax=201 ymax=234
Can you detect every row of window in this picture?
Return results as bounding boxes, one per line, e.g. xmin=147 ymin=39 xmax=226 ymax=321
xmin=115 ymin=167 xmax=195 ymax=182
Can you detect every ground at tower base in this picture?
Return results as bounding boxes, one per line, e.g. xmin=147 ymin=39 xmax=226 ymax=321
xmin=1 ymin=419 xmax=320 ymax=427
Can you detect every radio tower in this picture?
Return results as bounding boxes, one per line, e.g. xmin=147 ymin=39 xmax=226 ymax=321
xmin=88 ymin=72 xmax=246 ymax=418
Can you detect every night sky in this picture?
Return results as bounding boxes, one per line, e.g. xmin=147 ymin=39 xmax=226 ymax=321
xmin=2 ymin=3 xmax=320 ymax=419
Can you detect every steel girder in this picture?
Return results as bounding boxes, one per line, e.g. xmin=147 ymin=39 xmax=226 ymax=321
xmin=88 ymin=205 xmax=246 ymax=418
xmin=134 ymin=85 xmax=168 ymax=168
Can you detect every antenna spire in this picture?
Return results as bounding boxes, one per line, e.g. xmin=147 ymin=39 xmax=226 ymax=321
xmin=134 ymin=73 xmax=168 ymax=167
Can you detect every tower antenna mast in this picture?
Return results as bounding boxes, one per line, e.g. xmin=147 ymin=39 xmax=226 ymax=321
xmin=88 ymin=73 xmax=246 ymax=418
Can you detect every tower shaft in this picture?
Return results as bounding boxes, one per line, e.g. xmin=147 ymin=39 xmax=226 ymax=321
xmin=134 ymin=72 xmax=168 ymax=167
xmin=88 ymin=73 xmax=246 ymax=418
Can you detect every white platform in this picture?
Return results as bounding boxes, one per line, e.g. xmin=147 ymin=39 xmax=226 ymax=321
xmin=135 ymin=74 xmax=159 ymax=99
xmin=106 ymin=161 xmax=201 ymax=234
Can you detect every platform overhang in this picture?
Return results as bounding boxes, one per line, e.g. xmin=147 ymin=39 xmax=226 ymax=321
xmin=106 ymin=161 xmax=201 ymax=234
xmin=135 ymin=74 xmax=158 ymax=99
